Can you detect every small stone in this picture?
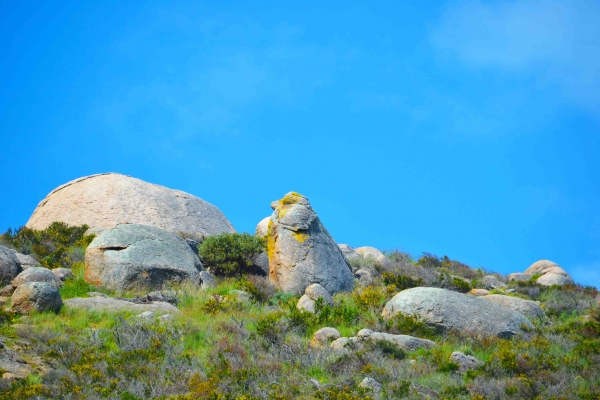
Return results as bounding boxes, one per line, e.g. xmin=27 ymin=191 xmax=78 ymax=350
xmin=469 ymin=289 xmax=490 ymax=297
xmin=137 ymin=311 xmax=156 ymax=320
xmin=482 ymin=275 xmax=506 ymax=290
xmin=305 ymin=283 xmax=333 ymax=305
xmin=230 ymin=290 xmax=251 ymax=302
xmin=297 ymin=295 xmax=316 ymax=313
xmin=52 ymin=268 xmax=74 ymax=282
xmin=359 ymin=377 xmax=383 ymax=396
xmin=199 ymin=270 xmax=217 ymax=289
xmin=450 ymin=351 xmax=484 ymax=372
xmin=310 ymin=327 xmax=341 ymax=347
xmin=87 ymin=292 xmax=108 ymax=298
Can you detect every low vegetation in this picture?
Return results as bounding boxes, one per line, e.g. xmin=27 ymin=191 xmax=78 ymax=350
xmin=0 ymin=226 xmax=599 ymax=399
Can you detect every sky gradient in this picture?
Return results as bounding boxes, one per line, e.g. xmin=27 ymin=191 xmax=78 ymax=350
xmin=1 ymin=0 xmax=599 ymax=286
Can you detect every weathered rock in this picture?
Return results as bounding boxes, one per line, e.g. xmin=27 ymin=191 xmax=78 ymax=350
xmin=0 ymin=246 xmax=21 ymax=286
xmin=26 ymin=173 xmax=235 ymax=236
xmin=0 ymin=346 xmax=32 ymax=380
xmin=267 ymin=192 xmax=354 ymax=295
xmin=15 ymin=253 xmax=41 ymax=270
xmin=540 ymin=266 xmax=570 ymax=277
xmin=469 ymin=289 xmax=490 ymax=297
xmin=12 ymin=267 xmax=62 ymax=288
xmin=338 ymin=244 xmax=361 ymax=261
xmin=481 ymin=275 xmax=506 ymax=290
xmin=65 ymin=297 xmax=180 ymax=314
xmin=85 ymin=224 xmax=203 ymax=291
xmin=0 ymin=285 xmax=13 ymax=296
xmin=230 ymin=290 xmax=251 ymax=302
xmin=0 ymin=297 xmax=9 ymax=307
xmin=52 ymin=268 xmax=74 ymax=282
xmin=305 ymin=283 xmax=334 ymax=304
xmin=311 ymin=327 xmax=341 ymax=348
xmin=330 ymin=337 xmax=361 ymax=353
xmin=158 ymin=314 xmax=173 ymax=322
xmin=199 ymin=270 xmax=217 ymax=289
xmin=524 ymin=260 xmax=559 ymax=276
xmin=359 ymin=377 xmax=383 ymax=396
xmin=481 ymin=294 xmax=545 ymax=321
xmin=537 ymin=273 xmax=574 ymax=286
xmin=355 ymin=269 xmax=374 ymax=286
xmin=11 ymin=282 xmax=63 ymax=314
xmin=355 ymin=246 xmax=392 ymax=267
xmin=507 ymin=273 xmax=530 ymax=282
xmin=450 ymin=351 xmax=483 ymax=373
xmin=250 ymin=252 xmax=270 ymax=276
xmin=255 ymin=217 xmax=270 ymax=239
xmin=297 ymin=295 xmax=316 ymax=313
xmin=185 ymin=238 xmax=200 ymax=254
xmin=382 ymin=287 xmax=533 ymax=339
xmin=357 ymin=329 xmax=436 ymax=351
xmin=137 ymin=311 xmax=156 ymax=320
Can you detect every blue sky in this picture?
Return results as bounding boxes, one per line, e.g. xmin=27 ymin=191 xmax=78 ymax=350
xmin=1 ymin=0 xmax=599 ymax=286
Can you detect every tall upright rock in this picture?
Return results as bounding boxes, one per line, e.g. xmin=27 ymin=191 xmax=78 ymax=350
xmin=26 ymin=173 xmax=235 ymax=236
xmin=267 ymin=192 xmax=354 ymax=295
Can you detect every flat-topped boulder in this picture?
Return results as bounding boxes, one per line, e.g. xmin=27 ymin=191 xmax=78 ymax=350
xmin=65 ymin=297 xmax=180 ymax=314
xmin=267 ymin=192 xmax=354 ymax=295
xmin=26 ymin=173 xmax=235 ymax=236
xmin=85 ymin=224 xmax=204 ymax=291
xmin=382 ymin=287 xmax=533 ymax=339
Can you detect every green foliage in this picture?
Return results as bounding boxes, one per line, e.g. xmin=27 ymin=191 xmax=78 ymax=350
xmin=198 ymin=233 xmax=265 ymax=277
xmin=373 ymin=339 xmax=406 ymax=359
xmin=382 ymin=272 xmax=423 ymax=291
xmin=1 ymin=222 xmax=94 ymax=269
xmin=386 ymin=312 xmax=436 ymax=339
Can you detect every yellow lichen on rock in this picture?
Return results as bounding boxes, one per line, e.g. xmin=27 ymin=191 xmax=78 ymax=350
xmin=292 ymin=231 xmax=309 ymax=243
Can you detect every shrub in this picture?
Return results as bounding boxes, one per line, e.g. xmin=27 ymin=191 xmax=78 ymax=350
xmin=386 ymin=312 xmax=436 ymax=339
xmin=198 ymin=233 xmax=265 ymax=277
xmin=382 ymin=272 xmax=423 ymax=291
xmin=1 ymin=222 xmax=94 ymax=269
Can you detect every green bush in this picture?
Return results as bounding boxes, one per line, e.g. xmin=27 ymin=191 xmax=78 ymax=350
xmin=1 ymin=222 xmax=94 ymax=269
xmin=198 ymin=233 xmax=265 ymax=277
xmin=382 ymin=272 xmax=423 ymax=291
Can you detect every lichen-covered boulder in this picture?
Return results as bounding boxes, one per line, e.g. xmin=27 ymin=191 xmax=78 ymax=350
xmin=311 ymin=327 xmax=341 ymax=348
xmin=26 ymin=173 xmax=235 ymax=236
xmin=0 ymin=246 xmax=21 ymax=286
xmin=12 ymin=267 xmax=62 ymax=288
xmin=11 ymin=282 xmax=63 ymax=314
xmin=382 ymin=287 xmax=533 ymax=339
xmin=267 ymin=192 xmax=354 ymax=295
xmin=355 ymin=246 xmax=392 ymax=267
xmin=481 ymin=294 xmax=545 ymax=321
xmin=85 ymin=224 xmax=203 ymax=291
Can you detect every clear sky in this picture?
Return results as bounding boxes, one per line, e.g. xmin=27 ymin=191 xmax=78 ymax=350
xmin=1 ymin=1 xmax=599 ymax=287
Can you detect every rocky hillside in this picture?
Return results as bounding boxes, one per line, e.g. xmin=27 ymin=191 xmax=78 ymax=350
xmin=0 ymin=175 xmax=598 ymax=399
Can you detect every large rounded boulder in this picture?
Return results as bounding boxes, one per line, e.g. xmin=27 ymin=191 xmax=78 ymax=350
xmin=267 ymin=192 xmax=354 ymax=295
xmin=11 ymin=282 xmax=63 ymax=314
xmin=524 ymin=260 xmax=574 ymax=287
xmin=26 ymin=173 xmax=235 ymax=236
xmin=382 ymin=287 xmax=533 ymax=339
xmin=85 ymin=224 xmax=204 ymax=291
xmin=0 ymin=245 xmax=21 ymax=286
xmin=481 ymin=294 xmax=545 ymax=321
xmin=12 ymin=267 xmax=62 ymax=288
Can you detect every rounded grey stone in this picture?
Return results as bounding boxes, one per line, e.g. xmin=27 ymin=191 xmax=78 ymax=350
xmin=65 ymin=297 xmax=180 ymax=314
xmin=12 ymin=267 xmax=62 ymax=288
xmin=305 ymin=283 xmax=333 ymax=304
xmin=382 ymin=287 xmax=534 ymax=339
xmin=338 ymin=244 xmax=361 ymax=261
xmin=11 ymin=282 xmax=63 ymax=314
xmin=0 ymin=246 xmax=21 ymax=286
xmin=15 ymin=253 xmax=41 ymax=270
xmin=481 ymin=294 xmax=545 ymax=321
xmin=85 ymin=224 xmax=204 ymax=291
xmin=52 ymin=268 xmax=74 ymax=282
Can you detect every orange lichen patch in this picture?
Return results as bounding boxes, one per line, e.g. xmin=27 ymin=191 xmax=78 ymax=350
xmin=292 ymin=231 xmax=309 ymax=243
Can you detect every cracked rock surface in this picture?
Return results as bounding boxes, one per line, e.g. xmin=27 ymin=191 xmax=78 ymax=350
xmin=26 ymin=173 xmax=235 ymax=236
xmin=382 ymin=287 xmax=534 ymax=339
xmin=85 ymin=224 xmax=204 ymax=291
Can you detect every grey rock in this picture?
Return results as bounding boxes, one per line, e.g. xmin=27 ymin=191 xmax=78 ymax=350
xmin=297 ymin=295 xmax=316 ymax=313
xmin=355 ymin=246 xmax=392 ymax=267
xmin=359 ymin=377 xmax=383 ymax=395
xmin=26 ymin=173 xmax=235 ymax=236
xmin=146 ymin=290 xmax=179 ymax=305
xmin=85 ymin=224 xmax=203 ymax=291
xmin=481 ymin=275 xmax=506 ymax=290
xmin=267 ymin=192 xmax=354 ymax=295
xmin=330 ymin=337 xmax=361 ymax=353
xmin=255 ymin=217 xmax=270 ymax=239
xmin=524 ymin=260 xmax=560 ymax=276
xmin=230 ymin=290 xmax=251 ymax=302
xmin=185 ymin=238 xmax=200 ymax=254
xmin=52 ymin=268 xmax=74 ymax=282
xmin=199 ymin=270 xmax=217 ymax=289
xmin=158 ymin=314 xmax=173 ymax=322
xmin=65 ymin=297 xmax=180 ymax=314
xmin=0 ymin=245 xmax=21 ymax=286
xmin=137 ymin=311 xmax=156 ymax=320
xmin=12 ymin=267 xmax=62 ymax=288
xmin=87 ymin=292 xmax=108 ymax=298
xmin=0 ymin=346 xmax=32 ymax=380
xmin=338 ymin=244 xmax=361 ymax=261
xmin=450 ymin=351 xmax=483 ymax=373
xmin=357 ymin=329 xmax=436 ymax=352
xmin=540 ymin=266 xmax=570 ymax=277
xmin=537 ymin=273 xmax=574 ymax=286
xmin=355 ymin=269 xmax=374 ymax=286
xmin=482 ymin=294 xmax=545 ymax=321
xmin=382 ymin=287 xmax=534 ymax=339
xmin=11 ymin=282 xmax=63 ymax=314
xmin=15 ymin=253 xmax=41 ymax=270
xmin=305 ymin=283 xmax=333 ymax=305
xmin=507 ymin=273 xmax=530 ymax=282
xmin=250 ymin=252 xmax=270 ymax=276
xmin=311 ymin=327 xmax=341 ymax=347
